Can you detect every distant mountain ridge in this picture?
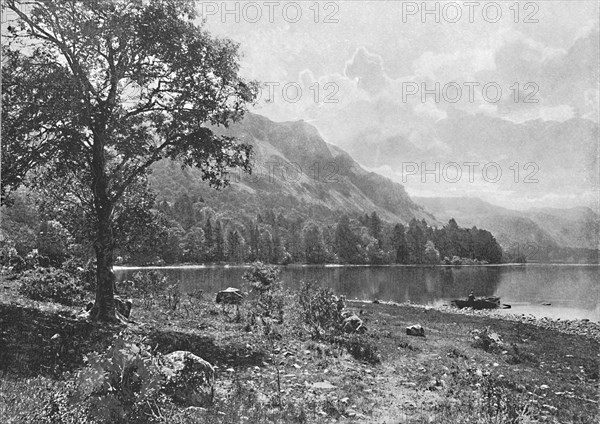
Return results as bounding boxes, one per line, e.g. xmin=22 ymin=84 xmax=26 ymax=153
xmin=343 ymin=109 xmax=599 ymax=210
xmin=148 ymin=114 xmax=597 ymax=257
xmin=150 ymin=113 xmax=435 ymax=224
xmin=414 ymin=196 xmax=599 ymax=251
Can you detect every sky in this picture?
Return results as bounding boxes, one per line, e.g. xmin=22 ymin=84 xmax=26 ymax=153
xmin=199 ymin=0 xmax=599 ymax=211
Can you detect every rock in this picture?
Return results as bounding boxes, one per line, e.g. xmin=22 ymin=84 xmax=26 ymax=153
xmin=311 ymin=381 xmax=336 ymax=390
xmin=50 ymin=333 xmax=61 ymax=341
xmin=487 ymin=332 xmax=502 ymax=344
xmin=342 ymin=314 xmax=366 ymax=334
xmin=406 ymin=324 xmax=425 ymax=337
xmin=160 ymin=351 xmax=215 ymax=406
xmin=372 ymin=299 xmax=380 ymax=304
xmin=215 ymin=287 xmax=243 ymax=305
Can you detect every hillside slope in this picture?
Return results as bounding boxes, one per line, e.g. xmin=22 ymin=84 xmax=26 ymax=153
xmin=414 ymin=196 xmax=599 ymax=250
xmin=150 ymin=114 xmax=435 ymax=224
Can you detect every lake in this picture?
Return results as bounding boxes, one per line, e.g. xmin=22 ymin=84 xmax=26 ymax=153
xmin=113 ymin=264 xmax=600 ymax=322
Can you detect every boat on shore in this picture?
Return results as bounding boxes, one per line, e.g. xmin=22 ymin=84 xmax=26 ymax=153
xmin=452 ymin=296 xmax=502 ymax=310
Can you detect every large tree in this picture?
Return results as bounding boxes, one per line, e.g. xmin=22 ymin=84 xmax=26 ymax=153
xmin=1 ymin=0 xmax=257 ymax=320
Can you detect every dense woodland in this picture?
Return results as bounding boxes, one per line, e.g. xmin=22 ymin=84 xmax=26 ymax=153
xmin=1 ymin=186 xmax=506 ymax=267
xmin=5 ymin=173 xmax=598 ymax=268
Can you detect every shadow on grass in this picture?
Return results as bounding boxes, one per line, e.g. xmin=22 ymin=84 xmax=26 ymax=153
xmin=146 ymin=329 xmax=268 ymax=369
xmin=0 ymin=302 xmax=268 ymax=380
xmin=0 ymin=303 xmax=117 ymax=378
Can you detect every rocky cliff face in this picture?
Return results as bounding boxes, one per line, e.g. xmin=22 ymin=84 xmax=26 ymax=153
xmin=151 ymin=113 xmax=435 ymax=224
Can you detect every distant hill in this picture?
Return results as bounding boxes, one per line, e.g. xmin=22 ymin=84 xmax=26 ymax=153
xmin=146 ymin=114 xmax=596 ymax=263
xmin=344 ymin=110 xmax=599 ymax=209
xmin=414 ymin=196 xmax=599 ymax=251
xmin=149 ymin=113 xmax=435 ymax=225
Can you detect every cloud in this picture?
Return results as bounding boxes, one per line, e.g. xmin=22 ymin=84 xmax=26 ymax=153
xmin=199 ymin=1 xmax=599 ymax=209
xmin=344 ymin=47 xmax=388 ymax=95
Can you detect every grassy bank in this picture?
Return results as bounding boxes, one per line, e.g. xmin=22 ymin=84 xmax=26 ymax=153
xmin=1 ymin=275 xmax=598 ymax=423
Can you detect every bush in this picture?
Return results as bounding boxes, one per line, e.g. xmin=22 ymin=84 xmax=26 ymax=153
xmin=242 ymin=261 xmax=280 ymax=292
xmin=297 ymin=281 xmax=344 ymax=339
xmin=122 ymin=270 xmax=173 ymax=309
xmin=334 ymin=333 xmax=381 ymax=364
xmin=297 ymin=281 xmax=379 ymax=363
xmin=37 ymin=220 xmax=73 ymax=267
xmin=242 ymin=262 xmax=285 ymax=323
xmin=18 ymin=267 xmax=85 ymax=306
xmin=1 ymin=247 xmax=53 ymax=273
xmin=0 ymin=245 xmax=19 ymax=267
xmin=74 ymin=334 xmax=166 ymax=423
xmin=63 ymin=256 xmax=97 ymax=292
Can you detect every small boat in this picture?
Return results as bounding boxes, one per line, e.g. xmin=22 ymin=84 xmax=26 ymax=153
xmin=451 ymin=296 xmax=501 ymax=310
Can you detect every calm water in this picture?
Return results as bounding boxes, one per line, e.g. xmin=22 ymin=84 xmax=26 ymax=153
xmin=114 ymin=264 xmax=600 ymax=322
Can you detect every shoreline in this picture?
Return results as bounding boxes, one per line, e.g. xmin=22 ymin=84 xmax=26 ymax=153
xmin=112 ymin=265 xmax=599 ymax=326
xmin=114 ymin=262 xmax=600 ymax=270
xmin=348 ymin=298 xmax=600 ymax=341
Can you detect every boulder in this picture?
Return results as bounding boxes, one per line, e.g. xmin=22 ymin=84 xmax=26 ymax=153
xmin=160 ymin=351 xmax=215 ymax=406
xmin=215 ymin=287 xmax=243 ymax=305
xmin=406 ymin=324 xmax=425 ymax=337
xmin=342 ymin=314 xmax=366 ymax=334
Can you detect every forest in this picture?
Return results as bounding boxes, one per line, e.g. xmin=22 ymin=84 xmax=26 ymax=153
xmin=1 ymin=188 xmax=504 ymax=268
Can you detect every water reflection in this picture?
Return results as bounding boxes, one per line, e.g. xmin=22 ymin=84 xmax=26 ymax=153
xmin=114 ymin=264 xmax=599 ymax=321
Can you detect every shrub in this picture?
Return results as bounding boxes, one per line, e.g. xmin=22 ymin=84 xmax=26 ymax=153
xmin=242 ymin=262 xmax=285 ymax=323
xmin=242 ymin=262 xmax=287 ymax=404
xmin=1 ymin=248 xmax=51 ymax=273
xmin=37 ymin=220 xmax=73 ymax=266
xmin=18 ymin=267 xmax=85 ymax=306
xmin=63 ymin=256 xmax=97 ymax=292
xmin=164 ymin=283 xmax=181 ymax=311
xmin=242 ymin=261 xmax=280 ymax=292
xmin=335 ymin=334 xmax=381 ymax=364
xmin=297 ymin=281 xmax=379 ymax=363
xmin=187 ymin=288 xmax=204 ymax=301
xmin=0 ymin=245 xmax=19 ymax=267
xmin=297 ymin=281 xmax=344 ymax=339
xmin=74 ymin=334 xmax=166 ymax=423
xmin=122 ymin=270 xmax=172 ymax=309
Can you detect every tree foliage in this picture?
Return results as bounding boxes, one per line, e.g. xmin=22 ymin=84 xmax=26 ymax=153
xmin=1 ymin=0 xmax=258 ymax=320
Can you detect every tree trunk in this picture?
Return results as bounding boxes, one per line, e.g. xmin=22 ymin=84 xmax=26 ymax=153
xmin=91 ymin=210 xmax=117 ymax=321
xmin=89 ymin=130 xmax=118 ymax=322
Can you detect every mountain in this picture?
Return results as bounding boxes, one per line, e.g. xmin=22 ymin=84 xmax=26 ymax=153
xmin=341 ymin=110 xmax=599 ymax=210
xmin=414 ymin=196 xmax=599 ymax=251
xmin=526 ymin=207 xmax=600 ymax=250
xmin=149 ymin=113 xmax=435 ymax=224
